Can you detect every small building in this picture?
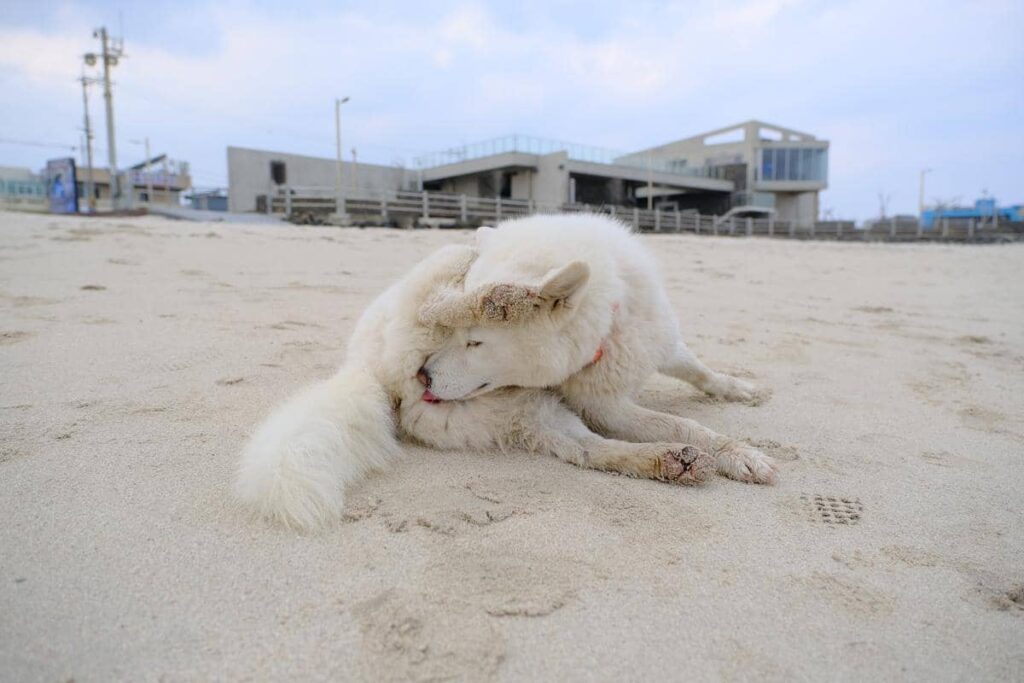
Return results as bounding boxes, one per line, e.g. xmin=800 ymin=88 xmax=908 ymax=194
xmin=188 ymin=188 xmax=228 ymax=212
xmin=921 ymin=198 xmax=1023 ymax=229
xmin=0 ymin=166 xmax=47 ymax=212
xmin=75 ymin=157 xmax=192 ymax=210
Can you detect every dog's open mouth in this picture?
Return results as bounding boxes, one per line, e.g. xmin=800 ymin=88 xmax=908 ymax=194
xmin=421 ymin=389 xmax=443 ymax=403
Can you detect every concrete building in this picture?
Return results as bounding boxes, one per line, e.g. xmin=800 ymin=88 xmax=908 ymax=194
xmin=73 ymin=163 xmax=192 ymax=209
xmin=622 ymin=120 xmax=828 ymax=226
xmin=413 ymin=135 xmax=733 ymax=213
xmin=227 ymin=121 xmax=829 ymax=226
xmin=227 ymin=146 xmax=411 ymax=213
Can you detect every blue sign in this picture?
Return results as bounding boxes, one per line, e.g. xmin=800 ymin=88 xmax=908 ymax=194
xmin=46 ymin=157 xmax=78 ymax=214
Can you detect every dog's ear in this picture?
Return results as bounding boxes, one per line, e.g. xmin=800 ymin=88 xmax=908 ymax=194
xmin=538 ymin=261 xmax=589 ymax=313
xmin=478 ymin=283 xmax=539 ymax=323
xmin=419 ymin=282 xmax=538 ymax=327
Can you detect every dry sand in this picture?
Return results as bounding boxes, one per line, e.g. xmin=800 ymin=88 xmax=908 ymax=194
xmin=1 ymin=210 xmax=1022 ymax=681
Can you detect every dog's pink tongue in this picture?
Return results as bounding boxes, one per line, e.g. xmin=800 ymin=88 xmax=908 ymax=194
xmin=421 ymin=389 xmax=442 ymax=403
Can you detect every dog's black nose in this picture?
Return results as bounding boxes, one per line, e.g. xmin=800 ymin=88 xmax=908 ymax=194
xmin=416 ymin=366 xmax=431 ymax=388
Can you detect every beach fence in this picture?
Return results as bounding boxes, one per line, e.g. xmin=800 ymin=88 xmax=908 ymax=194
xmin=267 ymin=186 xmax=1021 ymax=243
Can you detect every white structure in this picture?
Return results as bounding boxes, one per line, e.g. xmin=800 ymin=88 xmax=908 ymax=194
xmin=227 ymin=147 xmax=411 ymax=214
xmin=623 ymin=120 xmax=828 ymax=226
xmin=227 ymin=121 xmax=829 ymax=226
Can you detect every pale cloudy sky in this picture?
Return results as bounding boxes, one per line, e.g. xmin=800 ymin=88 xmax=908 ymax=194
xmin=1 ymin=0 xmax=1021 ymax=220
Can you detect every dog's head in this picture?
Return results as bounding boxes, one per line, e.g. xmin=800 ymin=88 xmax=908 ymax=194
xmin=416 ymin=260 xmax=591 ymax=401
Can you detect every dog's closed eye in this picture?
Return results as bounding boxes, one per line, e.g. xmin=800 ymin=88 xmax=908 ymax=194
xmin=466 ymin=340 xmax=483 ymax=348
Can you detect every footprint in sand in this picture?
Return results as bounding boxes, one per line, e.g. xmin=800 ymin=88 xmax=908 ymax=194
xmin=850 ymin=305 xmax=894 ymax=314
xmin=919 ymin=450 xmax=976 ymax=469
xmin=423 ymin=549 xmax=578 ymax=618
xmin=0 ymin=331 xmax=34 ymax=345
xmin=374 ymin=481 xmax=533 ymax=535
xmin=957 ymin=405 xmax=1007 ymax=432
xmin=745 ymin=438 xmax=799 ymax=462
xmin=793 ymin=572 xmax=893 ymax=616
xmin=956 ymin=335 xmax=991 ymax=345
xmin=352 ymin=589 xmax=505 ymax=681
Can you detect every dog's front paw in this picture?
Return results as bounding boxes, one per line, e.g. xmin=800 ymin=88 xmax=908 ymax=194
xmin=657 ymin=446 xmax=714 ymax=485
xmin=716 ymin=444 xmax=778 ymax=485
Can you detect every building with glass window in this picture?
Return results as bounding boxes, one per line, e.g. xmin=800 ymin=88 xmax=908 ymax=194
xmin=623 ymin=120 xmax=829 ymax=226
xmin=228 ymin=120 xmax=828 ymax=226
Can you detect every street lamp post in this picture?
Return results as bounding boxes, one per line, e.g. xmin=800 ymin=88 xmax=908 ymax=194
xmin=334 ymin=96 xmax=350 ymax=223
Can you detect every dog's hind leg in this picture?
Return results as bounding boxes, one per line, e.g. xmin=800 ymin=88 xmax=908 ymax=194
xmin=575 ymin=396 xmax=777 ymax=485
xmin=659 ymin=340 xmax=758 ymax=402
xmin=512 ymin=396 xmax=714 ymax=486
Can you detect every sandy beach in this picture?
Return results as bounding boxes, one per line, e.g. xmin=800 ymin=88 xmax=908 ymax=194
xmin=1 ymin=210 xmax=1022 ymax=681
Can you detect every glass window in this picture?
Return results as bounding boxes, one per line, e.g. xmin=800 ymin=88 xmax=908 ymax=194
xmin=761 ymin=149 xmax=774 ymax=181
xmin=759 ymin=147 xmax=827 ymax=182
xmin=800 ymin=149 xmax=813 ymax=180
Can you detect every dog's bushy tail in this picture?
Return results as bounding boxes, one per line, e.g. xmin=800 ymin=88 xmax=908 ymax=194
xmin=234 ymin=364 xmax=399 ymax=531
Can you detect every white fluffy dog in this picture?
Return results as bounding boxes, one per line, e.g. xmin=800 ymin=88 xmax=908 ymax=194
xmin=236 ymin=243 xmax=717 ymax=531
xmin=419 ymin=214 xmax=778 ymax=484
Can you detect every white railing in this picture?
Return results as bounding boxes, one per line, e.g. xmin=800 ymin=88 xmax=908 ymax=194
xmin=267 ymin=186 xmax=1020 ymax=242
xmin=412 ymin=134 xmax=714 ymax=178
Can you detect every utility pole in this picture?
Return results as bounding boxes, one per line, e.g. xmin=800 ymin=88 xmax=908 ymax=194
xmin=86 ymin=27 xmax=124 ymax=209
xmin=918 ymin=168 xmax=932 ymax=218
xmin=79 ymin=75 xmax=96 ymax=212
xmin=334 ymin=96 xmax=350 ymax=223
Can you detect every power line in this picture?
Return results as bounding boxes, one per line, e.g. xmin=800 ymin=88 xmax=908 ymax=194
xmin=0 ymin=137 xmax=77 ymax=151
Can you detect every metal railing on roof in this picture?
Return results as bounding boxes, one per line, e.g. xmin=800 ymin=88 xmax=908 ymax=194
xmin=413 ymin=134 xmax=714 ymax=178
